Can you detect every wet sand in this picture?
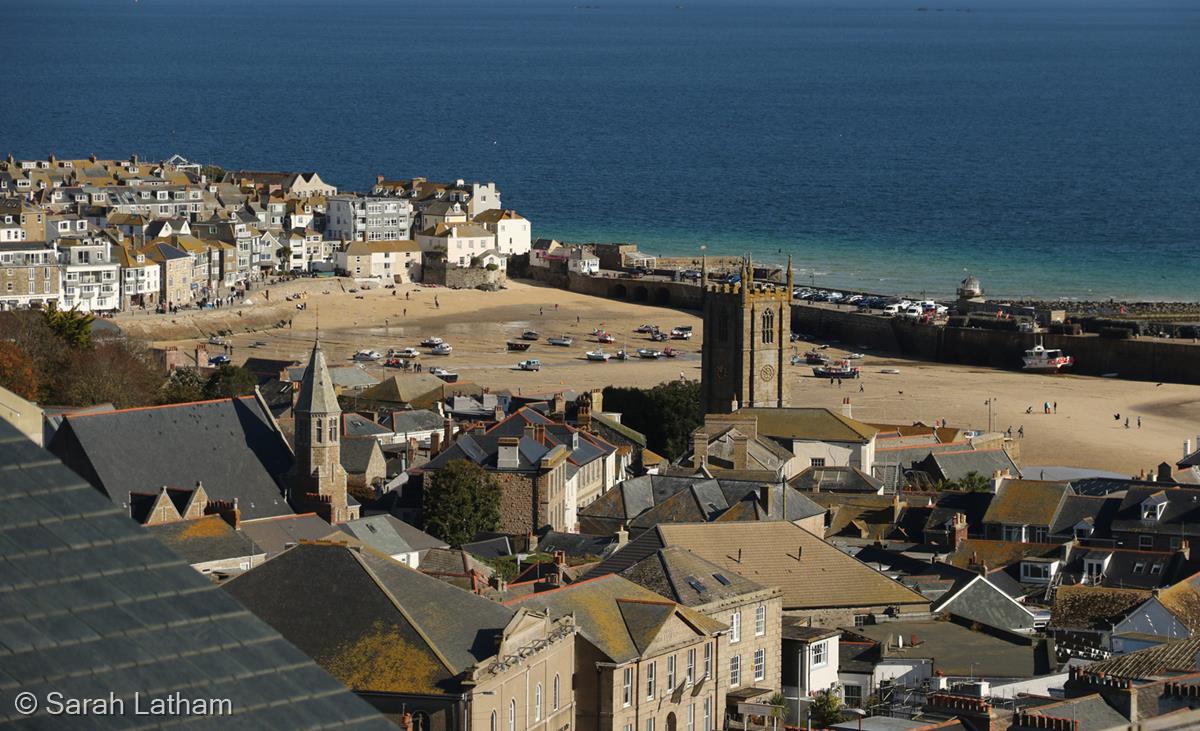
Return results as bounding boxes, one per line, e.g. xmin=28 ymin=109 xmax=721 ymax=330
xmin=121 ymin=278 xmax=1200 ymax=477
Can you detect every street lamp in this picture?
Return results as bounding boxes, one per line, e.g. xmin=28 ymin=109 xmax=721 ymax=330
xmin=984 ymin=397 xmax=996 ymax=433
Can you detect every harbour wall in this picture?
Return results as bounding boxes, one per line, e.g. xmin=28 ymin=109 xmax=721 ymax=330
xmin=520 ymin=274 xmax=1200 ymax=385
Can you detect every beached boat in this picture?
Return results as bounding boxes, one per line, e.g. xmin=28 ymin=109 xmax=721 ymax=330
xmin=635 ymin=324 xmax=658 ymax=333
xmin=662 ymin=346 xmax=681 ymax=358
xmin=637 ymin=348 xmax=661 ymax=359
xmin=429 ymin=367 xmax=458 ymax=383
xmin=384 ymin=357 xmax=413 ymax=369
xmin=670 ymin=326 xmax=693 ymax=340
xmin=507 ymin=340 xmax=532 ymax=351
xmin=596 ymin=332 xmax=615 ymax=344
xmin=520 ymin=330 xmax=540 ymax=341
xmin=517 ymin=359 xmax=541 ymax=371
xmin=548 ymin=335 xmax=573 ymax=347
xmin=431 ymin=343 xmax=453 ymax=355
xmin=388 ymin=347 xmax=420 ymax=358
xmin=586 ymin=350 xmax=611 ymax=362
xmin=804 ymin=351 xmax=829 ymax=365
xmin=1022 ymin=341 xmax=1073 ymax=373
xmin=420 ymin=336 xmax=444 ymax=347
xmin=353 ymin=349 xmax=382 ymax=361
xmin=616 ymin=349 xmax=630 ymax=361
xmin=813 ymin=360 xmax=860 ymax=379
xmin=650 ymin=331 xmax=668 ymax=342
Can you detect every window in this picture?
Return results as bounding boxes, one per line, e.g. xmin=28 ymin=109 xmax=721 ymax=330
xmin=328 ymin=417 xmax=337 ymax=442
xmin=647 ymin=661 xmax=656 ymax=699
xmin=315 ymin=419 xmax=323 ymax=443
xmin=730 ymin=611 xmax=741 ymax=643
xmin=509 ymin=700 xmax=516 ymax=731
xmin=646 ymin=719 xmax=654 ymax=731
xmin=1133 ymin=561 xmax=1146 ymax=574
xmin=761 ymin=308 xmax=774 ymax=343
xmin=1031 ymin=526 xmax=1049 ymax=542
xmin=843 ymin=684 xmax=863 ymax=708
xmin=729 ymin=655 xmax=741 ymax=687
xmin=1003 ymin=524 xmax=1026 ymax=543
xmin=754 ymin=649 xmax=765 ymax=681
xmin=1140 ymin=535 xmax=1154 ymax=549
xmin=622 ymin=667 xmax=633 ymax=707
xmin=686 ymin=648 xmax=695 ymax=686
xmin=1021 ymin=562 xmax=1051 ymax=581
xmin=535 ymin=683 xmax=542 ymax=721
xmin=854 ymin=614 xmax=869 ymax=627
xmin=703 ymin=698 xmax=711 ymax=731
xmin=1151 ymin=562 xmax=1164 ymax=575
xmin=812 ymin=641 xmax=827 ymax=668
xmin=490 ymin=711 xmax=498 ymax=731
xmin=667 ymin=655 xmax=676 ymax=689
xmin=755 ymin=605 xmax=766 ymax=636
xmin=553 ymin=674 xmax=560 ymax=711
xmin=687 ymin=704 xmax=695 ymax=731
xmin=810 ymin=458 xmax=825 ymax=467
xmin=704 ymin=643 xmax=712 ymax=679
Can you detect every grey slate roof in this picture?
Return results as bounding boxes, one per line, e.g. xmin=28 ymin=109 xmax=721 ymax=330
xmin=240 ymin=513 xmax=339 ymax=558
xmin=620 ymin=546 xmax=769 ymax=607
xmin=0 ymin=420 xmax=391 ymax=729
xmin=337 ymin=515 xmax=448 ymax=556
xmin=1078 ymin=634 xmax=1200 ymax=679
xmin=145 ymin=515 xmax=265 ymax=567
xmin=340 ymin=437 xmax=382 ymax=474
xmin=385 ymin=408 xmax=445 ymax=433
xmin=931 ymin=575 xmax=1037 ymax=632
xmin=48 ymin=395 xmax=295 ymax=521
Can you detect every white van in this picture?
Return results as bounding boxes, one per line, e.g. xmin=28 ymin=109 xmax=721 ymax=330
xmin=883 ymin=304 xmax=902 ymax=315
xmin=904 ymin=306 xmax=924 ymax=319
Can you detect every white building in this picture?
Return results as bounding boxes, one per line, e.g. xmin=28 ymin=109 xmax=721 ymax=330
xmin=57 ymin=236 xmax=121 ymax=312
xmin=326 ymin=195 xmax=413 ymax=242
xmin=416 ymin=223 xmax=497 ymax=268
xmin=115 ymin=245 xmax=161 ymax=310
xmin=335 ymin=239 xmax=423 ymax=283
xmin=567 ymin=246 xmax=600 ymax=275
xmin=473 ymin=209 xmax=531 ymax=256
xmin=0 ymin=242 xmax=61 ymax=310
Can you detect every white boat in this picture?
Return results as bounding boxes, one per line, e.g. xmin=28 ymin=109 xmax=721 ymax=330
xmin=431 ymin=343 xmax=453 ymax=355
xmin=389 ymin=347 xmax=420 ymax=358
xmin=616 ymin=349 xmax=630 ymax=361
xmin=586 ymin=350 xmax=611 ymax=362
xmin=420 ymin=336 xmax=444 ymax=347
xmin=847 ymin=353 xmax=865 ymax=360
xmin=636 ymin=348 xmax=661 ymax=359
xmin=548 ymin=335 xmax=573 ymax=347
xmin=353 ymin=349 xmax=382 ymax=361
xmin=429 ymin=367 xmax=458 ymax=383
xmin=1022 ymin=341 xmax=1073 ymax=373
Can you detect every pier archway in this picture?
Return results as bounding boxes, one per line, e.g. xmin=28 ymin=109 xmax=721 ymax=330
xmin=654 ymin=287 xmax=671 ymax=306
xmin=633 ymin=286 xmax=649 ymax=303
xmin=610 ymin=283 xmax=628 ymax=300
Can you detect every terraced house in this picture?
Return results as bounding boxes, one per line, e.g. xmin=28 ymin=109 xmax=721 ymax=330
xmin=0 ymin=241 xmax=59 ymax=310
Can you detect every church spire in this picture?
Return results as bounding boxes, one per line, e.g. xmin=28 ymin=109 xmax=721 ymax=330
xmin=786 ymin=255 xmax=794 ymax=292
xmin=296 ymin=336 xmax=339 ymax=416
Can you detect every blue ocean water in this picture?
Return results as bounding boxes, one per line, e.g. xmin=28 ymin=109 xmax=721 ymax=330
xmin=7 ymin=0 xmax=1200 ymax=300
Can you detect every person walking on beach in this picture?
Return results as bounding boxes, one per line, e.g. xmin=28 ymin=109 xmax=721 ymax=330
xmin=434 ymin=296 xmax=440 ymax=309
xmin=1124 ymin=417 xmax=1130 ymax=429
xmin=1018 ymin=425 xmax=1024 ymax=438
xmin=859 ymin=382 xmax=865 ymax=393
xmin=1053 ymin=401 xmax=1057 ymax=414
xmin=1007 ymin=426 xmax=1013 ymax=438
xmin=1137 ymin=416 xmax=1142 ymax=428
xmin=540 ymin=307 xmax=544 ymax=316
xmin=406 ymin=291 xmax=410 ymax=300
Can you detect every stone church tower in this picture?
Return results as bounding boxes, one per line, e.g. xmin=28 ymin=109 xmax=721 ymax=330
xmin=700 ymin=257 xmax=793 ymax=414
xmin=288 ymin=337 xmax=356 ymax=523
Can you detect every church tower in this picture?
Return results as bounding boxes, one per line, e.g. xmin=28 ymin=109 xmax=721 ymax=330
xmin=700 ymin=257 xmax=793 ymax=414
xmin=288 ymin=336 xmax=356 ymax=523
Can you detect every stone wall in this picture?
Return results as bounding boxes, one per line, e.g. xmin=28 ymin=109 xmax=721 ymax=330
xmin=493 ymin=471 xmax=537 ymax=535
xmin=424 ymin=258 xmax=506 ymax=289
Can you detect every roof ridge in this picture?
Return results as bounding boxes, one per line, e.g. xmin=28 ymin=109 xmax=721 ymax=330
xmin=67 ymin=394 xmax=254 ymax=418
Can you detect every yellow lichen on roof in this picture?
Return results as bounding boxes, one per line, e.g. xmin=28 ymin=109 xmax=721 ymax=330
xmin=322 ymin=620 xmax=445 ymax=694
xmin=179 ymin=516 xmax=232 ymax=539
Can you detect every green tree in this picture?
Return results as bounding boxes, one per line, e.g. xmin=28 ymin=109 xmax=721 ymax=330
xmin=60 ymin=339 xmax=161 ymax=409
xmin=953 ymin=471 xmax=992 ymax=492
xmin=44 ymin=307 xmax=94 ymax=348
xmin=200 ymin=164 xmax=225 ymax=181
xmin=603 ymin=379 xmax=702 ymax=460
xmin=0 ymin=341 xmax=38 ymax=400
xmin=808 ymin=688 xmax=844 ymax=728
xmin=423 ymin=459 xmax=501 ymax=546
xmin=203 ymin=365 xmax=258 ymax=398
xmin=160 ymin=368 xmax=208 ymax=404
xmin=767 ymin=692 xmax=788 ymax=721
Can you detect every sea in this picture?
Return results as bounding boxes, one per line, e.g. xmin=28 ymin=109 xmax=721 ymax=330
xmin=7 ymin=0 xmax=1200 ymax=301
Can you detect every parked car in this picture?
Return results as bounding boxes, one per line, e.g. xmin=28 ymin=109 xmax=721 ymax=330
xmin=208 ymin=354 xmax=230 ymax=366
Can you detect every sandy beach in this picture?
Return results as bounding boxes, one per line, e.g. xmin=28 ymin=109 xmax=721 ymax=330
xmin=120 ymin=278 xmax=1200 ymax=477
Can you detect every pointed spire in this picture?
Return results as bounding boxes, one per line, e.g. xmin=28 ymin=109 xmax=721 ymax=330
xmin=786 ymin=254 xmax=794 ymax=293
xmin=296 ymin=336 xmax=339 ymax=415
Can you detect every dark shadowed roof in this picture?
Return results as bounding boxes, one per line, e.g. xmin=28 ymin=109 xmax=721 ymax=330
xmin=48 ymin=395 xmax=295 ymax=521
xmin=0 ymin=421 xmax=390 ymax=728
xmin=145 ymin=515 xmax=263 ymax=566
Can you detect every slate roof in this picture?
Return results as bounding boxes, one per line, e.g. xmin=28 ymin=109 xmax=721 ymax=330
xmin=537 ymin=530 xmax=616 ymax=560
xmin=1111 ymin=485 xmax=1200 ymax=538
xmin=0 ymin=420 xmax=390 ymax=729
xmin=343 ymin=412 xmax=393 ymax=438
xmin=1156 ymin=571 xmax=1200 ymax=631
xmin=48 ymin=395 xmax=295 ymax=521
xmin=462 ymin=535 xmax=514 ymax=560
xmin=240 ymin=513 xmax=339 ymax=558
xmin=620 ymin=546 xmax=772 ymax=608
xmin=851 ymin=620 xmax=1054 ymax=678
xmin=1049 ymin=585 xmax=1150 ymax=630
xmin=789 ymin=466 xmax=883 ymax=493
xmin=223 ymin=543 xmax=515 ymax=694
xmin=931 ymin=575 xmax=1037 ymax=632
xmin=917 ymin=448 xmax=1021 ymax=483
xmin=1050 ymin=494 xmax=1120 ymax=538
xmin=1016 ymin=695 xmax=1128 ymax=731
xmin=144 ymin=515 xmax=264 ymax=567
xmin=337 ymin=515 xmax=448 ymax=557
xmin=486 ymin=408 xmax=617 ymax=470
xmin=340 ymin=437 xmax=382 ymax=474
xmin=739 ymin=407 xmax=878 ymax=443
xmin=584 ymin=522 xmax=929 ymax=611
xmin=946 ymin=539 xmax=1062 ymax=572
xmin=385 ymin=408 xmax=445 ymax=433
xmin=506 ymin=574 xmax=724 ymax=663
xmin=984 ymin=479 xmax=1071 ymax=527
xmin=1079 ymin=634 xmax=1200 ymax=679
xmin=357 ymin=374 xmax=445 ymax=408
xmin=419 ymin=547 xmax=495 ymax=581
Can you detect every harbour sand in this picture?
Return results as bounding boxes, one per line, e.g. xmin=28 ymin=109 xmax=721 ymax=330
xmin=123 ymin=278 xmax=1200 ymax=477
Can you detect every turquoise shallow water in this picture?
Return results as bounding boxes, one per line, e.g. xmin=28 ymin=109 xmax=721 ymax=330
xmin=7 ymin=0 xmax=1200 ymax=300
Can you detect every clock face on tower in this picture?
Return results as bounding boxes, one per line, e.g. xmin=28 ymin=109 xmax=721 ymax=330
xmin=759 ymin=364 xmax=776 ymax=381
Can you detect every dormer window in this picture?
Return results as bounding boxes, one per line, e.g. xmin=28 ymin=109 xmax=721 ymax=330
xmin=1074 ymin=521 xmax=1094 ymax=539
xmin=1141 ymin=499 xmax=1167 ymax=521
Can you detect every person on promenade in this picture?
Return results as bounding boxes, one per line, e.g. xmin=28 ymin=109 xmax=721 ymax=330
xmin=1137 ymin=416 xmax=1142 ymax=428
xmin=1053 ymin=401 xmax=1057 ymax=413
xmin=1018 ymin=425 xmax=1024 ymax=438
xmin=1124 ymin=417 xmax=1130 ymax=429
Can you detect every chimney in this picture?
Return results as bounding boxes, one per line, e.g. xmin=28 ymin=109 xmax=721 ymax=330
xmin=443 ymin=417 xmax=453 ymax=448
xmin=841 ymin=396 xmax=853 ymax=419
xmin=692 ymin=431 xmax=708 ymax=468
xmin=195 ymin=343 xmax=208 ymax=367
xmin=552 ymin=392 xmax=566 ymax=418
xmin=431 ymin=430 xmax=442 ymax=455
xmin=1180 ymin=539 xmax=1191 ymax=561
xmin=534 ymin=424 xmax=547 ymax=443
xmin=731 ymin=432 xmax=749 ymax=470
xmin=376 ymin=174 xmax=385 ymax=185
xmin=760 ymin=484 xmax=775 ymax=517
xmin=497 ymin=436 xmax=521 ymax=470
xmin=524 ymin=423 xmax=537 ymax=441
xmin=88 ymin=153 xmax=96 ymax=163
xmin=590 ymin=389 xmax=604 ymax=413
xmin=1186 ymin=440 xmax=1193 ymax=460
xmin=493 ymin=404 xmax=505 ymax=422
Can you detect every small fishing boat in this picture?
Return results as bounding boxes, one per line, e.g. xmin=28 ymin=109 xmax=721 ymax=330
xmin=847 ymin=353 xmax=865 ymax=360
xmin=670 ymin=326 xmax=693 ymax=340
xmin=388 ymin=347 xmax=420 ymax=358
xmin=650 ymin=331 xmax=669 ymax=342
xmin=1022 ymin=341 xmax=1073 ymax=373
xmin=813 ymin=360 xmax=860 ymax=379
xmin=586 ymin=350 xmax=611 ymax=362
xmin=429 ymin=367 xmax=458 ymax=383
xmin=637 ymin=348 xmax=661 ymax=359
xmin=635 ymin=324 xmax=658 ymax=333
xmin=548 ymin=335 xmax=573 ymax=347
xmin=880 ymin=368 xmax=901 ymax=375
xmin=431 ymin=343 xmax=453 ymax=355
xmin=420 ymin=336 xmax=444 ymax=347
xmin=520 ymin=330 xmax=540 ymax=341
xmin=805 ymin=351 xmax=829 ymax=365
xmin=384 ymin=357 xmax=411 ymax=369
xmin=353 ymin=349 xmax=382 ymax=361
xmin=507 ymin=340 xmax=532 ymax=352
xmin=662 ymin=346 xmax=681 ymax=358
xmin=616 ymin=349 xmax=630 ymax=361
xmin=596 ymin=332 xmax=616 ymax=344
